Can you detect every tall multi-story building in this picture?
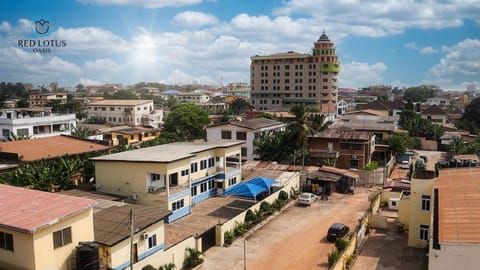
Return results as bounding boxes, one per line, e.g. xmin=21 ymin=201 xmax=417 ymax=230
xmin=250 ymin=31 xmax=340 ymax=115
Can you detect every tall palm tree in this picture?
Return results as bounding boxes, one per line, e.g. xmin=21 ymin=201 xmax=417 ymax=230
xmin=288 ymin=105 xmax=314 ymax=167
xmin=448 ymin=136 xmax=466 ymax=156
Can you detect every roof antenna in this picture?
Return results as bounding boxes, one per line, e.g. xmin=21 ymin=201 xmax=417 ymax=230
xmin=323 ymin=28 xmax=325 ymax=34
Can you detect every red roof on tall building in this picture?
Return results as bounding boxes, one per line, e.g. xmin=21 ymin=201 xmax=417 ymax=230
xmin=0 ymin=185 xmax=96 ymax=234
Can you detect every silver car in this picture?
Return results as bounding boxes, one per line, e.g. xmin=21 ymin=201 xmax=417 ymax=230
xmin=297 ymin=192 xmax=318 ymax=206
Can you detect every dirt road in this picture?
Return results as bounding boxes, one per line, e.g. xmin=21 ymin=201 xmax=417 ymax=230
xmin=199 ymin=188 xmax=372 ymax=270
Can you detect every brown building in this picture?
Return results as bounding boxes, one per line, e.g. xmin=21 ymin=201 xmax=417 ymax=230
xmin=250 ymin=31 xmax=340 ymax=115
xmin=307 ymin=127 xmax=375 ymax=169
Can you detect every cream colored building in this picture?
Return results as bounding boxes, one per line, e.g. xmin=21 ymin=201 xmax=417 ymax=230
xmin=428 ymin=168 xmax=480 ymax=270
xmin=0 ymin=184 xmax=96 ymax=270
xmin=86 ymin=99 xmax=163 ymax=128
xmin=92 ymin=141 xmax=244 ymax=222
xmin=176 ymin=91 xmax=211 ymax=104
xmin=250 ymin=31 xmax=340 ymax=115
xmin=29 ymin=92 xmax=68 ymax=107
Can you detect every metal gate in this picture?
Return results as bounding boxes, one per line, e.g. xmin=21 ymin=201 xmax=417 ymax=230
xmin=199 ymin=226 xmax=216 ymax=252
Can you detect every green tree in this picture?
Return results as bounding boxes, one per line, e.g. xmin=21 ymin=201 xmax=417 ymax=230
xmin=457 ymin=97 xmax=480 ymax=134
xmin=228 ymin=97 xmax=253 ymax=115
xmin=16 ymin=98 xmax=29 ymax=108
xmin=71 ymin=126 xmax=91 ymax=139
xmin=448 ymin=136 xmax=466 ymax=156
xmin=105 ymin=89 xmax=137 ymax=99
xmin=308 ymin=113 xmax=333 ymax=133
xmin=384 ymin=132 xmax=414 ymax=155
xmin=254 ymin=132 xmax=293 ymax=162
xmin=162 ymin=103 xmax=210 ymax=141
xmin=403 ymin=86 xmax=436 ymax=102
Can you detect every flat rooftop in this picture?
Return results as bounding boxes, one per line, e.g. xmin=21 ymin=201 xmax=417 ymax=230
xmin=435 ymin=168 xmax=480 ymax=243
xmin=0 ymin=135 xmax=110 ymax=162
xmin=88 ymin=99 xmax=152 ymax=106
xmin=92 ymin=141 xmax=243 ymax=163
xmin=0 ymin=185 xmax=96 ymax=234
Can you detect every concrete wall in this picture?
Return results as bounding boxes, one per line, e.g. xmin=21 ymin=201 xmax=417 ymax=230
xmin=429 ymin=242 xmax=480 ymax=270
xmin=407 ymin=177 xmax=434 ymax=248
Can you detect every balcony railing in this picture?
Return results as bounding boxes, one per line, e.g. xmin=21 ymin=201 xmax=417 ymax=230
xmin=147 ymin=186 xmax=166 ymax=194
xmin=308 ymin=149 xmax=340 ymax=159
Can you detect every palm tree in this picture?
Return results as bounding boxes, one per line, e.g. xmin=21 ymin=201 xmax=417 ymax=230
xmin=448 ymin=136 xmax=466 ymax=156
xmin=71 ymin=126 xmax=91 ymax=139
xmin=288 ymin=105 xmax=314 ymax=167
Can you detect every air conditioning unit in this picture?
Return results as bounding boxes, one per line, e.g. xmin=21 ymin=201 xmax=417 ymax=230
xmin=352 ymin=155 xmax=358 ymax=159
xmin=141 ymin=233 xmax=149 ymax=240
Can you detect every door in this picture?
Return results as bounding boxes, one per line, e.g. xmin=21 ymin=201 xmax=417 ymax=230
xmin=133 ymin=243 xmax=138 ymax=263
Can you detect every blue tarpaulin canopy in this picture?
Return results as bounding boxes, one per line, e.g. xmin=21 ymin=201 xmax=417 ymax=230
xmin=224 ymin=183 xmax=267 ymax=198
xmin=247 ymin=177 xmax=278 ymax=189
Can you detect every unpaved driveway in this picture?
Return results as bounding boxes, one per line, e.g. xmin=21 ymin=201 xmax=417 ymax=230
xmin=198 ymin=188 xmax=372 ymax=270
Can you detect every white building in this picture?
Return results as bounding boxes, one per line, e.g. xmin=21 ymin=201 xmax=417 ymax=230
xmin=86 ymin=100 xmax=163 ymax=128
xmin=0 ymin=108 xmax=76 ymax=140
xmin=176 ymin=91 xmax=211 ymax=104
xmin=206 ymin=118 xmax=287 ymax=161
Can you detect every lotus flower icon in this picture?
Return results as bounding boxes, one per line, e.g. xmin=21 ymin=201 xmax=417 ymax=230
xmin=34 ymin=19 xmax=50 ymax=35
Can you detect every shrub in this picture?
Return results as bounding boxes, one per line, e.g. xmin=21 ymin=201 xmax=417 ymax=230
xmin=335 ymin=238 xmax=349 ymax=252
xmin=272 ymin=199 xmax=282 ymax=211
xmin=159 ymin=263 xmax=176 ymax=270
xmin=279 ymin=190 xmax=289 ymax=201
xmin=142 ymin=265 xmax=156 ymax=270
xmin=183 ymin=247 xmax=203 ymax=269
xmin=345 ymin=254 xmax=355 ymax=269
xmin=380 ymin=200 xmax=389 ymax=207
xmin=224 ymin=230 xmax=234 ymax=246
xmin=260 ymin=201 xmax=273 ymax=215
xmin=245 ymin=209 xmax=257 ymax=225
xmin=327 ymin=248 xmax=340 ymax=267
xmin=233 ymin=221 xmax=247 ymax=237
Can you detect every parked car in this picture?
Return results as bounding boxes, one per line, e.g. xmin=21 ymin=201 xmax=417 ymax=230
xmin=400 ymin=160 xmax=410 ymax=169
xmin=327 ymin=223 xmax=350 ymax=241
xmin=297 ymin=192 xmax=317 ymax=206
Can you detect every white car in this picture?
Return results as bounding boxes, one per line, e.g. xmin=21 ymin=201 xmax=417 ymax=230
xmin=400 ymin=160 xmax=410 ymax=169
xmin=297 ymin=192 xmax=318 ymax=206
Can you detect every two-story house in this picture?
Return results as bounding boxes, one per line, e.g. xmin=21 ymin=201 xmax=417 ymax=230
xmin=0 ymin=108 xmax=76 ymax=140
xmin=86 ymin=100 xmax=163 ymax=128
xmin=206 ymin=118 xmax=287 ymax=160
xmin=307 ymin=127 xmax=375 ymax=169
xmin=92 ymin=141 xmax=244 ymax=222
xmin=420 ymin=105 xmax=449 ymax=125
xmin=0 ymin=184 xmax=96 ymax=270
xmin=29 ymin=92 xmax=67 ymax=107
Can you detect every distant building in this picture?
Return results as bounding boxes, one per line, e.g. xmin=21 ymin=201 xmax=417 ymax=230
xmin=0 ymin=107 xmax=76 ymax=140
xmin=206 ymin=118 xmax=287 ymax=160
xmin=425 ymin=97 xmax=450 ymax=106
xmin=355 ymin=100 xmax=405 ymax=117
xmin=224 ymin=83 xmax=251 ymax=99
xmin=86 ymin=100 xmax=163 ymax=128
xmin=250 ymin=31 xmax=340 ymax=115
xmin=0 ymin=184 xmax=96 ymax=270
xmin=175 ymin=90 xmax=211 ymax=104
xmin=29 ymin=92 xmax=67 ymax=107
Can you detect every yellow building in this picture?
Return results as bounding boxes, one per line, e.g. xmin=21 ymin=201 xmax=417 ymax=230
xmin=92 ymin=141 xmax=244 ymax=222
xmin=0 ymin=184 xmax=96 ymax=270
xmin=29 ymin=92 xmax=68 ymax=107
xmin=111 ymin=127 xmax=160 ymax=146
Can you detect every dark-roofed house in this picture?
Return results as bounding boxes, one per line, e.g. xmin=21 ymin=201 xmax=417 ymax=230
xmin=0 ymin=184 xmax=96 ymax=270
xmin=355 ymin=100 xmax=405 ymax=117
xmin=206 ymin=118 xmax=287 ymax=160
xmin=420 ymin=105 xmax=449 ymax=125
xmin=307 ymin=127 xmax=375 ymax=169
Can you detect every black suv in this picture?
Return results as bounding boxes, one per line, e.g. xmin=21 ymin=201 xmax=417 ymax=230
xmin=327 ymin=223 xmax=350 ymax=241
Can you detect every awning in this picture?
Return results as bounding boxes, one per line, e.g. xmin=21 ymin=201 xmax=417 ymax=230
xmin=224 ymin=183 xmax=267 ymax=198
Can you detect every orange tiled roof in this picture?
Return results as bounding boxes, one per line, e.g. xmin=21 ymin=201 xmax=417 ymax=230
xmin=435 ymin=168 xmax=480 ymax=243
xmin=0 ymin=184 xmax=96 ymax=233
xmin=0 ymin=135 xmax=110 ymax=162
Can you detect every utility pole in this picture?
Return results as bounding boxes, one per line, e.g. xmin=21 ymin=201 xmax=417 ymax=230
xmin=129 ymin=208 xmax=134 ymax=270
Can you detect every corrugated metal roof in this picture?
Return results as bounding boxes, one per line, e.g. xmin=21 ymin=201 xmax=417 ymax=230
xmin=0 ymin=185 xmax=96 ymax=234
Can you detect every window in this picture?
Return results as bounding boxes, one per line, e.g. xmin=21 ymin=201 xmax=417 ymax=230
xmin=191 ymin=162 xmax=198 ymax=173
xmin=241 ymin=147 xmax=247 ymax=157
xmin=236 ymin=132 xmax=247 ymax=140
xmin=17 ymin=128 xmax=29 ymax=136
xmin=2 ymin=129 xmax=10 ymax=137
xmin=201 ymin=182 xmax=207 ymax=193
xmin=151 ymin=173 xmax=161 ymax=181
xmin=221 ymin=130 xmax=232 ymax=139
xmin=350 ymin=159 xmax=359 ymax=168
xmin=53 ymin=227 xmax=72 ymax=249
xmin=208 ymin=157 xmax=215 ymax=168
xmin=421 ymin=195 xmax=431 ymax=211
xmin=148 ymin=234 xmax=157 ymax=249
xmin=181 ymin=169 xmax=189 ymax=176
xmin=0 ymin=231 xmax=14 ymax=252
xmin=228 ymin=177 xmax=237 ymax=186
xmin=419 ymin=224 xmax=429 ymax=241
xmin=200 ymin=160 xmax=207 ymax=170
xmin=351 ymin=144 xmax=361 ymax=150
xmin=208 ymin=180 xmax=214 ymax=189
xmin=191 ymin=186 xmax=197 ymax=196
xmin=172 ymin=199 xmax=184 ymax=211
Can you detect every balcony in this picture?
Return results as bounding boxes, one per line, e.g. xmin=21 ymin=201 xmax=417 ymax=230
xmin=147 ymin=186 xmax=166 ymax=194
xmin=308 ymin=149 xmax=340 ymax=159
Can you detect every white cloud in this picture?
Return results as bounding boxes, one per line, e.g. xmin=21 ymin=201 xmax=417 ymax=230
xmin=50 ymin=27 xmax=129 ymax=53
xmin=79 ymin=78 xmax=102 ymax=86
xmin=84 ymin=58 xmax=121 ymax=72
xmin=172 ymin=11 xmax=218 ymax=27
xmin=339 ymin=61 xmax=388 ymax=88
xmin=273 ymin=0 xmax=479 ymax=37
xmin=78 ymin=0 xmax=202 ymax=8
xmin=0 ymin=21 xmax=11 ymax=32
xmin=404 ymin=42 xmax=417 ymax=50
xmin=419 ymin=46 xmax=438 ymax=54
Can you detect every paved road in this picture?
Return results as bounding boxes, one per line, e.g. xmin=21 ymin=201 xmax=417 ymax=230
xmin=198 ymin=188 xmax=372 ymax=270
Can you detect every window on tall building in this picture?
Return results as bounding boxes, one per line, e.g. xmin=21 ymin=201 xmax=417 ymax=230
xmin=285 ymin=65 xmax=290 ymax=70
xmin=421 ymin=195 xmax=431 ymax=211
xmin=419 ymin=224 xmax=429 ymax=241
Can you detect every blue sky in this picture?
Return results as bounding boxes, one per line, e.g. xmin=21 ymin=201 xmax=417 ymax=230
xmin=0 ymin=0 xmax=479 ymax=90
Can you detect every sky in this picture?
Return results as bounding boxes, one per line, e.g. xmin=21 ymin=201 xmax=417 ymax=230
xmin=0 ymin=0 xmax=479 ymax=90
